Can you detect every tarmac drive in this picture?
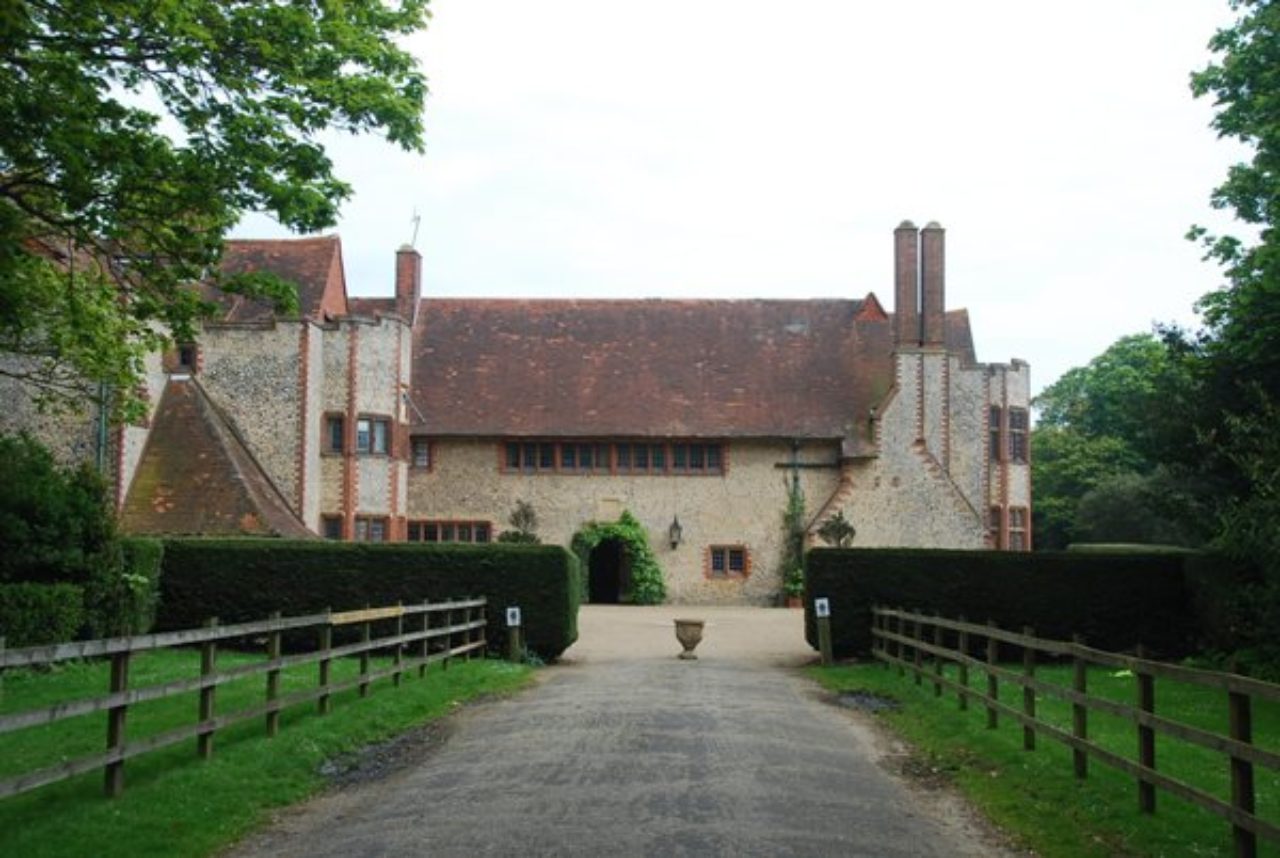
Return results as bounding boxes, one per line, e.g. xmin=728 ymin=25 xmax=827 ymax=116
xmin=224 ymin=606 xmax=1015 ymax=858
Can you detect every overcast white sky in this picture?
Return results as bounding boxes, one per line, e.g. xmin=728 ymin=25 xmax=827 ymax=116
xmin=237 ymin=1 xmax=1250 ymax=396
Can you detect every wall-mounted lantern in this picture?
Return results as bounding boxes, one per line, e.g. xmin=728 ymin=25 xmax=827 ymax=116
xmin=669 ymin=515 xmax=683 ymax=550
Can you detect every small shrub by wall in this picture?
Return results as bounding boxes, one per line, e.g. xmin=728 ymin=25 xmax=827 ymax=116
xmin=804 ymin=548 xmax=1192 ymax=658
xmin=157 ymin=540 xmax=580 ymax=660
xmin=0 ymin=582 xmax=85 ymax=647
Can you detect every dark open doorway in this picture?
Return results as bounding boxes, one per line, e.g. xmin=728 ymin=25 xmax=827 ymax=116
xmin=588 ymin=537 xmax=629 ymax=604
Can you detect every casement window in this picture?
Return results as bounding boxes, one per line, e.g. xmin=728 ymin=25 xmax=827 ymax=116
xmin=325 ymin=415 xmax=345 ymax=454
xmin=354 ymin=516 xmax=388 ymax=542
xmin=707 ymin=545 xmax=748 ymax=579
xmin=1009 ymin=408 xmax=1029 ymax=464
xmin=1009 ymin=507 xmax=1028 ymax=551
xmin=411 ymin=437 xmax=432 ymax=470
xmin=407 ymin=520 xmax=492 ymax=544
xmin=502 ymin=440 xmax=722 ymax=475
xmin=322 ymin=515 xmax=343 ymax=540
xmin=356 ymin=416 xmax=390 ymax=455
xmin=990 ymin=506 xmax=1004 ymax=549
xmin=989 ymin=406 xmax=1003 ymax=461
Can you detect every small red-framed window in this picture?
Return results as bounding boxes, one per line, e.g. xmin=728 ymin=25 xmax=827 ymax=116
xmin=707 ymin=545 xmax=749 ymax=579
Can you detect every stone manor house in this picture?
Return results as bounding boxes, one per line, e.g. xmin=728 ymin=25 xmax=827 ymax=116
xmin=4 ymin=221 xmax=1031 ymax=604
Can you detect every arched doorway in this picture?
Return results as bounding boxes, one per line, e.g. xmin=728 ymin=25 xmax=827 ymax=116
xmin=588 ymin=537 xmax=629 ymax=604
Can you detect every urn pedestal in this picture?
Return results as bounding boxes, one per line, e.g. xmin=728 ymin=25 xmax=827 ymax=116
xmin=674 ymin=618 xmax=705 ymax=660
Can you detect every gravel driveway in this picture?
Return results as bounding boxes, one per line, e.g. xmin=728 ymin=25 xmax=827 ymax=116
xmin=224 ymin=606 xmax=1013 ymax=857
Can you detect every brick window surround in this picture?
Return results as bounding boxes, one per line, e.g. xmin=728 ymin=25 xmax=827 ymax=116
xmin=989 ymin=406 xmax=1002 ymax=461
xmin=502 ymin=440 xmax=726 ymax=475
xmin=410 ymin=437 xmax=433 ymax=470
xmin=1009 ymin=507 xmax=1029 ymax=551
xmin=354 ymin=516 xmax=388 ymax=542
xmin=321 ymin=515 xmax=343 ymax=540
xmin=324 ymin=414 xmax=345 ymax=455
xmin=407 ymin=520 xmax=492 ymax=543
xmin=989 ymin=506 xmax=1004 ymax=549
xmin=705 ymin=545 xmax=750 ymax=580
xmin=1008 ymin=408 xmax=1029 ymax=464
xmin=356 ymin=415 xmax=391 ymax=456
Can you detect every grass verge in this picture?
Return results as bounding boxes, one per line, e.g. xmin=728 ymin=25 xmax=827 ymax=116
xmin=809 ymin=660 xmax=1280 ymax=858
xmin=0 ymin=650 xmax=532 ymax=858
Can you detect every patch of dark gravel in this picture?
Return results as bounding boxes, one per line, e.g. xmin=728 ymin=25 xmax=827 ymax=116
xmin=835 ymin=689 xmax=901 ymax=713
xmin=318 ymin=718 xmax=454 ymax=788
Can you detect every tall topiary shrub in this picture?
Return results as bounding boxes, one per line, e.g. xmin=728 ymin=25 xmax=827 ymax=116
xmin=571 ymin=511 xmax=666 ymax=604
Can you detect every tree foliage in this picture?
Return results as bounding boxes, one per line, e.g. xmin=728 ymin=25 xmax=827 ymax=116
xmin=0 ymin=0 xmax=429 ymax=416
xmin=0 ymin=432 xmax=116 ymax=584
xmin=496 ymin=499 xmax=541 ymax=544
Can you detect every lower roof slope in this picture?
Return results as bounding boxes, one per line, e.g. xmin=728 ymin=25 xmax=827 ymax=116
xmin=121 ymin=379 xmax=313 ymax=537
xmin=411 ymin=298 xmax=900 ymax=439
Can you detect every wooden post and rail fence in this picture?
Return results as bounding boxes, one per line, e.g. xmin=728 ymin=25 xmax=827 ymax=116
xmin=0 ymin=596 xmax=491 ymax=801
xmin=869 ymin=605 xmax=1280 ymax=858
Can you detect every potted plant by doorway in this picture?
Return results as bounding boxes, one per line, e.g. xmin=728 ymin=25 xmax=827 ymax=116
xmin=782 ymin=564 xmax=804 ymax=608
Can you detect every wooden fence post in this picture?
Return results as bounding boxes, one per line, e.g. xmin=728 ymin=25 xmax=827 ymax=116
xmin=912 ymin=612 xmax=923 ymax=686
xmin=358 ymin=607 xmax=372 ymax=698
xmin=816 ymin=606 xmax=833 ymax=667
xmin=104 ymin=649 xmax=131 ymax=798
xmin=1072 ymin=633 xmax=1088 ymax=779
xmin=894 ymin=610 xmax=905 ymax=677
xmin=318 ymin=609 xmax=333 ymax=715
xmin=197 ymin=618 xmax=218 ymax=760
xmin=393 ymin=602 xmax=404 ymax=688
xmin=986 ymin=620 xmax=999 ymax=730
xmin=1228 ymin=689 xmax=1256 ymax=858
xmin=442 ymin=603 xmax=453 ymax=671
xmin=266 ymin=611 xmax=282 ymax=738
xmin=932 ymin=614 xmax=944 ymax=697
xmin=419 ymin=600 xmax=430 ymax=678
xmin=1022 ymin=626 xmax=1036 ymax=751
xmin=1136 ymin=643 xmax=1157 ymax=814
xmin=957 ymin=617 xmax=969 ymax=711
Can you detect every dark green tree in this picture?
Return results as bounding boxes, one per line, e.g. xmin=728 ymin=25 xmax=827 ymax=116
xmin=0 ymin=433 xmax=116 ymax=584
xmin=0 ymin=1 xmax=429 ymax=417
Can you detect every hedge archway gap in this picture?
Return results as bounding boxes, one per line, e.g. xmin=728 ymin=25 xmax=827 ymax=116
xmin=570 ymin=511 xmax=666 ymax=605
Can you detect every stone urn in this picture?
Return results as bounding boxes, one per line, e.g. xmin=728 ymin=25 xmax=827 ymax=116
xmin=674 ymin=618 xmax=705 ymax=660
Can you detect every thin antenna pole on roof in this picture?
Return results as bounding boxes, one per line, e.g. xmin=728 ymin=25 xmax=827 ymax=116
xmin=409 ymin=208 xmax=421 ymax=248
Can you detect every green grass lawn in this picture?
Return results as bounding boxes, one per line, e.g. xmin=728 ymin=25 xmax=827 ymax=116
xmin=810 ymin=658 xmax=1280 ymax=858
xmin=0 ymin=649 xmax=533 ymax=858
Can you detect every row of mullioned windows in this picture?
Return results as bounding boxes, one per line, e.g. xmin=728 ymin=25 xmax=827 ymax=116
xmin=324 ymin=415 xmax=391 ymax=455
xmin=407 ymin=520 xmax=491 ymax=543
xmin=990 ymin=506 xmax=1029 ymax=551
xmin=989 ymin=407 xmax=1029 ymax=464
xmin=322 ymin=517 xmax=492 ymax=543
xmin=504 ymin=440 xmax=724 ymax=475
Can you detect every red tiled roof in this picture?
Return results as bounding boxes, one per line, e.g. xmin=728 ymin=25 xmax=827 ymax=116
xmin=121 ymin=379 xmax=313 ymax=537
xmin=409 ymin=297 xmax=940 ymax=439
xmin=204 ymin=235 xmax=348 ymax=322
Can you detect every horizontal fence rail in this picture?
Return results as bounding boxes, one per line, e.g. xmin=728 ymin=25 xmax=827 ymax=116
xmin=869 ymin=606 xmax=1280 ymax=858
xmin=0 ymin=597 xmax=488 ymax=800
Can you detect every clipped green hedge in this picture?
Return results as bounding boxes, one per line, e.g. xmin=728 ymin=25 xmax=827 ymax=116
xmin=84 ymin=538 xmax=164 ymax=638
xmin=0 ymin=582 xmax=85 ymax=647
xmin=157 ymin=540 xmax=580 ymax=660
xmin=804 ymin=548 xmax=1192 ymax=658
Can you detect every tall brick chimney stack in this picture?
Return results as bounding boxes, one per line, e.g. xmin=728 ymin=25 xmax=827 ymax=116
xmin=920 ymin=221 xmax=945 ymax=347
xmin=395 ymin=245 xmax=421 ymax=326
xmin=893 ymin=220 xmax=920 ymax=347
